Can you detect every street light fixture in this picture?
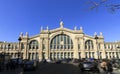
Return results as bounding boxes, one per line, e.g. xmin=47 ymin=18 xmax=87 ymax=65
xmin=94 ymin=35 xmax=99 ymax=60
xmin=17 ymin=36 xmax=22 ymax=67
xmin=88 ymin=42 xmax=91 ymax=58
xmin=117 ymin=46 xmax=120 ymax=59
xmin=8 ymin=44 xmax=10 ymax=56
xmin=18 ymin=36 xmax=22 ymax=59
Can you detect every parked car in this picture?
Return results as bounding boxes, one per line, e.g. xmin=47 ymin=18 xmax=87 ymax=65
xmin=72 ymin=59 xmax=80 ymax=63
xmin=55 ymin=60 xmax=62 ymax=64
xmin=46 ymin=59 xmax=52 ymax=63
xmin=80 ymin=61 xmax=99 ymax=72
xmin=23 ymin=60 xmax=37 ymax=71
xmin=11 ymin=58 xmax=23 ymax=65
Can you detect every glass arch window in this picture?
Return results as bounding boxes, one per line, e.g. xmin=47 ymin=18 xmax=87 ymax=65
xmin=85 ymin=40 xmax=94 ymax=50
xmin=29 ymin=40 xmax=39 ymax=49
xmin=50 ymin=34 xmax=73 ymax=50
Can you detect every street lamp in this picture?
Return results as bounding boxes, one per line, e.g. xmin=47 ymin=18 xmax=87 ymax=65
xmin=8 ymin=44 xmax=10 ymax=56
xmin=17 ymin=36 xmax=22 ymax=67
xmin=117 ymin=46 xmax=120 ymax=59
xmin=94 ymin=35 xmax=99 ymax=60
xmin=18 ymin=36 xmax=22 ymax=59
xmin=88 ymin=42 xmax=91 ymax=58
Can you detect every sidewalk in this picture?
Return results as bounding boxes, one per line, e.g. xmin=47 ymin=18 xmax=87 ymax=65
xmin=0 ymin=67 xmax=24 ymax=74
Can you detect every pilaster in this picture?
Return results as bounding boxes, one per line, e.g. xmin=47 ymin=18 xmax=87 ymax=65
xmin=80 ymin=37 xmax=85 ymax=58
xmin=74 ymin=37 xmax=79 ymax=59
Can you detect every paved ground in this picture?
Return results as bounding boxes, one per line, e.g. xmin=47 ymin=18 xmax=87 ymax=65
xmin=25 ymin=63 xmax=81 ymax=74
xmin=0 ymin=63 xmax=120 ymax=74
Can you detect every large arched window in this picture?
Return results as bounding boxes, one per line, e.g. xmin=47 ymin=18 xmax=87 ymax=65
xmin=85 ymin=40 xmax=94 ymax=50
xmin=50 ymin=34 xmax=73 ymax=50
xmin=29 ymin=40 xmax=39 ymax=49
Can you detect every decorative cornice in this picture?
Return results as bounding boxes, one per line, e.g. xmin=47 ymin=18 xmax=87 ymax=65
xmin=49 ymin=27 xmax=83 ymax=34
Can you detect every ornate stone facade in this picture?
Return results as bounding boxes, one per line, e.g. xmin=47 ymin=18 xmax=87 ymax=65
xmin=0 ymin=21 xmax=120 ymax=60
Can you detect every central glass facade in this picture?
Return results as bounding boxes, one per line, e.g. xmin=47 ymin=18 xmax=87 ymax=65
xmin=50 ymin=34 xmax=74 ymax=60
xmin=50 ymin=34 xmax=73 ymax=50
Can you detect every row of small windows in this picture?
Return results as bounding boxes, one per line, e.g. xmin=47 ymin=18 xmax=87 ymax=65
xmin=0 ymin=40 xmax=96 ymax=50
xmin=28 ymin=52 xmax=39 ymax=60
xmin=104 ymin=44 xmax=120 ymax=49
xmin=85 ymin=52 xmax=102 ymax=59
xmin=49 ymin=52 xmax=74 ymax=60
xmin=0 ymin=40 xmax=39 ymax=50
xmin=106 ymin=52 xmax=120 ymax=59
xmin=50 ymin=45 xmax=73 ymax=50
xmin=1 ymin=40 xmax=120 ymax=51
xmin=0 ymin=43 xmax=24 ymax=50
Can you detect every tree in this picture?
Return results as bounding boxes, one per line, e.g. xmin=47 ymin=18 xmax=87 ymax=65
xmin=88 ymin=0 xmax=120 ymax=13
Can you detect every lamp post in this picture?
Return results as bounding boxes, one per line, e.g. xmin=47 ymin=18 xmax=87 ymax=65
xmin=88 ymin=42 xmax=90 ymax=58
xmin=117 ymin=46 xmax=120 ymax=59
xmin=18 ymin=36 xmax=22 ymax=59
xmin=8 ymin=44 xmax=10 ymax=56
xmin=95 ymin=35 xmax=99 ymax=60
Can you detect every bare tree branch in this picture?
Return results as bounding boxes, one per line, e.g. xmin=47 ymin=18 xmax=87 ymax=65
xmin=88 ymin=0 xmax=120 ymax=13
xmin=107 ymin=4 xmax=120 ymax=13
xmin=89 ymin=0 xmax=108 ymax=11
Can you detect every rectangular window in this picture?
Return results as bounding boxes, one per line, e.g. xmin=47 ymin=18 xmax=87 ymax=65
xmin=79 ymin=52 xmax=81 ymax=59
xmin=71 ymin=52 xmax=73 ymax=59
xmin=92 ymin=52 xmax=94 ymax=58
xmin=68 ymin=52 xmax=70 ymax=58
xmin=54 ymin=45 xmax=56 ymax=49
xmin=85 ymin=52 xmax=87 ymax=58
xmin=78 ymin=44 xmax=80 ymax=49
xmin=68 ymin=45 xmax=70 ymax=49
xmin=104 ymin=44 xmax=106 ymax=49
xmin=64 ymin=36 xmax=66 ymax=44
xmin=71 ymin=45 xmax=73 ymax=49
xmin=42 ymin=44 xmax=45 ymax=50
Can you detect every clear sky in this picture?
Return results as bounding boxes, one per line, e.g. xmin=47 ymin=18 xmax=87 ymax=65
xmin=0 ymin=0 xmax=120 ymax=42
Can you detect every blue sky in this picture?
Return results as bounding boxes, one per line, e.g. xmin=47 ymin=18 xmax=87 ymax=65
xmin=0 ymin=0 xmax=120 ymax=42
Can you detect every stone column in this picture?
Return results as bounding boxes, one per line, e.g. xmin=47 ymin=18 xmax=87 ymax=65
xmin=23 ymin=42 xmax=27 ymax=59
xmin=39 ymin=38 xmax=43 ymax=61
xmin=101 ymin=43 xmax=106 ymax=59
xmin=73 ymin=37 xmax=79 ymax=59
xmin=93 ymin=40 xmax=98 ymax=59
xmin=80 ymin=38 xmax=85 ymax=59
xmin=45 ymin=38 xmax=49 ymax=59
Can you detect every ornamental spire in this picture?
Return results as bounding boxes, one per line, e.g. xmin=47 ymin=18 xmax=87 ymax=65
xmin=94 ymin=32 xmax=97 ymax=36
xmin=46 ymin=26 xmax=48 ymax=30
xmin=60 ymin=20 xmax=64 ymax=28
xmin=74 ymin=26 xmax=77 ymax=31
xmin=100 ymin=32 xmax=103 ymax=36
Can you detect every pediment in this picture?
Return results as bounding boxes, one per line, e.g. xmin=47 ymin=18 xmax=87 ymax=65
xmin=40 ymin=27 xmax=83 ymax=34
xmin=50 ymin=27 xmax=74 ymax=33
